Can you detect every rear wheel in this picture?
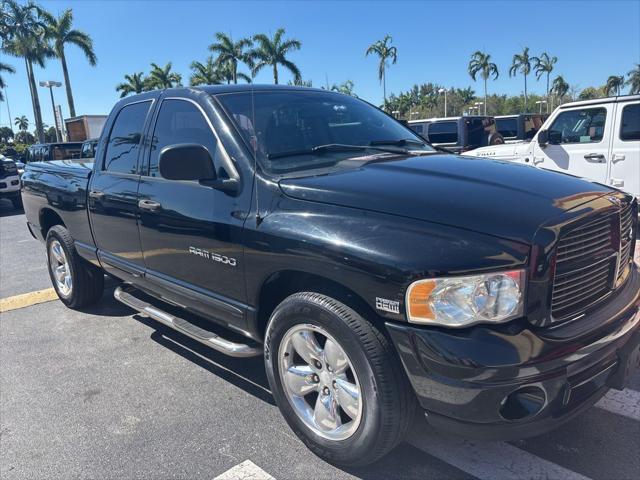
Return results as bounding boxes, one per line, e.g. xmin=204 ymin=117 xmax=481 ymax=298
xmin=264 ymin=292 xmax=416 ymax=466
xmin=46 ymin=225 xmax=104 ymax=308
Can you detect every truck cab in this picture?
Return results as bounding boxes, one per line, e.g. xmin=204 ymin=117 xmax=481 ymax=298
xmin=408 ymin=115 xmax=504 ymax=153
xmin=467 ymin=95 xmax=640 ymax=199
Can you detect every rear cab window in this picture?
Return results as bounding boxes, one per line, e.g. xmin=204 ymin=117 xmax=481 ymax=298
xmin=619 ymin=103 xmax=640 ymax=141
xmin=496 ymin=117 xmax=518 ymax=139
xmin=103 ymin=101 xmax=152 ymax=174
xmin=427 ymin=121 xmax=458 ymax=144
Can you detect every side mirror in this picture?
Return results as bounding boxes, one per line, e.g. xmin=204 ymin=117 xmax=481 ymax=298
xmin=537 ymin=129 xmax=548 ymax=146
xmin=158 ymin=143 xmax=240 ymax=195
xmin=159 ymin=143 xmax=216 ymax=181
xmin=548 ymin=130 xmax=563 ymax=145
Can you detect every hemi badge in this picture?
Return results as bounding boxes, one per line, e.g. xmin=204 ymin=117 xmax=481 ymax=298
xmin=376 ymin=297 xmax=400 ymax=314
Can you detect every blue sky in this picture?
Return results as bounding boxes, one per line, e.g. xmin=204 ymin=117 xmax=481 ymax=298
xmin=1 ymin=0 xmax=639 ymax=129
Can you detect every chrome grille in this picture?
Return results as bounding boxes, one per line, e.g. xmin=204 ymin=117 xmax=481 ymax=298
xmin=617 ymin=205 xmax=633 ymax=282
xmin=551 ymin=214 xmax=616 ymax=320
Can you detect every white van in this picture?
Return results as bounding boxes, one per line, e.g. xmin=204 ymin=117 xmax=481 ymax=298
xmin=467 ymin=95 xmax=640 ymax=199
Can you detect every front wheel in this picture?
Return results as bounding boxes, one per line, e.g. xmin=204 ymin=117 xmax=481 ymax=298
xmin=264 ymin=292 xmax=416 ymax=466
xmin=46 ymin=225 xmax=104 ymax=308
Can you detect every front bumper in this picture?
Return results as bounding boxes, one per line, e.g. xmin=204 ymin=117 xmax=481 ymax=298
xmin=0 ymin=175 xmax=21 ymax=197
xmin=387 ymin=265 xmax=640 ymax=440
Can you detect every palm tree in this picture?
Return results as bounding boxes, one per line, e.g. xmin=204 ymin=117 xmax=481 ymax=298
xmin=41 ymin=8 xmax=96 ymax=118
xmin=605 ymin=75 xmax=625 ymax=97
xmin=331 ymin=80 xmax=357 ymax=97
xmin=626 ymin=64 xmax=640 ymax=94
xmin=468 ymin=50 xmax=499 ymax=115
xmin=509 ymin=47 xmax=532 ymax=111
xmin=0 ymin=62 xmax=16 ymax=102
xmin=551 ymin=75 xmax=570 ymax=106
xmin=1 ymin=0 xmax=51 ymax=142
xmin=115 ymin=72 xmax=147 ymax=98
xmin=189 ymin=57 xmax=221 ymax=86
xmin=208 ymin=32 xmax=253 ymax=84
xmin=365 ymin=35 xmax=398 ymax=105
xmin=146 ymin=62 xmax=182 ymax=90
xmin=249 ymin=28 xmax=302 ymax=84
xmin=14 ymin=115 xmax=29 ymax=131
xmin=532 ymin=52 xmax=557 ymax=112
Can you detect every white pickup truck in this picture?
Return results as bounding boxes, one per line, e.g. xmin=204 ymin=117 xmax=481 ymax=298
xmin=467 ymin=95 xmax=640 ymax=199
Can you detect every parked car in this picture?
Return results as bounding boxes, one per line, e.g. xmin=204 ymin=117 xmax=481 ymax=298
xmin=24 ymin=142 xmax=83 ymax=163
xmin=80 ymin=138 xmax=99 ymax=159
xmin=408 ymin=115 xmax=504 ymax=153
xmin=495 ymin=113 xmax=548 ymax=143
xmin=466 ymin=95 xmax=640 ymax=199
xmin=0 ymin=154 xmax=21 ymax=209
xmin=21 ymin=86 xmax=639 ymax=467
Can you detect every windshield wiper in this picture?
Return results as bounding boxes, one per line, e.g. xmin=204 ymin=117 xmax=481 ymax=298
xmin=369 ymin=138 xmax=426 ymax=148
xmin=267 ymin=143 xmax=409 ymax=160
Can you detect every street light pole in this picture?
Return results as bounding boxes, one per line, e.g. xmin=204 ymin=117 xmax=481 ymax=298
xmin=39 ymin=81 xmax=62 ymax=142
xmin=438 ymin=88 xmax=448 ymax=117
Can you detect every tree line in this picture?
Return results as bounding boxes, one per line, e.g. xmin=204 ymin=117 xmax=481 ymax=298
xmin=1 ymin=0 xmax=97 ymax=143
xmin=2 ymin=1 xmax=639 ymax=147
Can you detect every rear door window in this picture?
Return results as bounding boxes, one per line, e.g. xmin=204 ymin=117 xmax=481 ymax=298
xmin=103 ymin=101 xmax=152 ymax=174
xmin=467 ymin=118 xmax=496 ymax=147
xmin=427 ymin=121 xmax=458 ymax=144
xmin=619 ymin=104 xmax=640 ymax=141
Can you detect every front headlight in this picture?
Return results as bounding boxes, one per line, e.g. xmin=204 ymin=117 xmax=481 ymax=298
xmin=406 ymin=270 xmax=525 ymax=327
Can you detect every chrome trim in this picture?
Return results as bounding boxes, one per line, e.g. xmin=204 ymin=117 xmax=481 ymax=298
xmin=114 ymin=286 xmax=260 ymax=357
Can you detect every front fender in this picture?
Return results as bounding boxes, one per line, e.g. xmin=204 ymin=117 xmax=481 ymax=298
xmin=243 ymin=195 xmax=530 ymax=323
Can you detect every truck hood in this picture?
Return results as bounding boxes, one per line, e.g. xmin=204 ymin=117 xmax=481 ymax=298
xmin=279 ymin=154 xmax=612 ymax=244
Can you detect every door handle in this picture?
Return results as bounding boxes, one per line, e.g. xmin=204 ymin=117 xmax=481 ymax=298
xmin=612 ymin=154 xmax=625 ymax=163
xmin=89 ymin=190 xmax=105 ymax=199
xmin=584 ymin=153 xmax=606 ymax=163
xmin=138 ymin=199 xmax=162 ymax=211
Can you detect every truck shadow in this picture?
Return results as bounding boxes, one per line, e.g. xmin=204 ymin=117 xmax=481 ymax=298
xmin=0 ymin=199 xmax=24 ymax=217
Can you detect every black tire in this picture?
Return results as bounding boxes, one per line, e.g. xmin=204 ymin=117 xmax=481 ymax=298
xmin=46 ymin=225 xmax=104 ymax=308
xmin=264 ymin=292 xmax=416 ymax=467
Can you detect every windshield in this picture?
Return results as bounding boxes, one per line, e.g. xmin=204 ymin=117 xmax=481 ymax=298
xmin=216 ymin=90 xmax=435 ymax=174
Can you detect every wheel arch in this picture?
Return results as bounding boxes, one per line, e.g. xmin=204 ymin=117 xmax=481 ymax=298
xmin=39 ymin=208 xmax=66 ymax=238
xmin=255 ymin=269 xmax=383 ymax=340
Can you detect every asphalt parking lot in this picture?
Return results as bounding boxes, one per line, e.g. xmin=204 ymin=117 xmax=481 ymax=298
xmin=1 ymin=198 xmax=639 ymax=480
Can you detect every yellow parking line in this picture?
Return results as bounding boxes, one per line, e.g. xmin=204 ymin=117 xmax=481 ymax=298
xmin=0 ymin=288 xmax=58 ymax=313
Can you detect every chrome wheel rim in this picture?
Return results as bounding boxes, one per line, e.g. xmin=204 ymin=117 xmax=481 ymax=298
xmin=49 ymin=239 xmax=72 ymax=297
xmin=278 ymin=324 xmax=362 ymax=441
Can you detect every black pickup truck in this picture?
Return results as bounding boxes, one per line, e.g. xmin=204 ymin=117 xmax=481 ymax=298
xmin=21 ymin=85 xmax=639 ymax=466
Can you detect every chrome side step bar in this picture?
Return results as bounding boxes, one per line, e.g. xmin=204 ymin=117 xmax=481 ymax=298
xmin=114 ymin=286 xmax=262 ymax=358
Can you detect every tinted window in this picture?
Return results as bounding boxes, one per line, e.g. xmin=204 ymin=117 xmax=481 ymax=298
xmin=427 ymin=121 xmax=458 ymax=144
xmin=103 ymin=101 xmax=151 ymax=174
xmin=410 ymin=124 xmax=424 ymax=134
xmin=496 ymin=118 xmax=518 ymax=138
xmin=80 ymin=141 xmax=96 ymax=159
xmin=467 ymin=117 xmax=497 ymax=147
xmin=217 ymin=90 xmax=432 ymax=174
xmin=51 ymin=144 xmax=81 ymax=160
xmin=549 ymin=108 xmax=607 ymax=144
xmin=148 ymin=99 xmax=217 ymax=178
xmin=620 ymin=104 xmax=640 ymax=141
